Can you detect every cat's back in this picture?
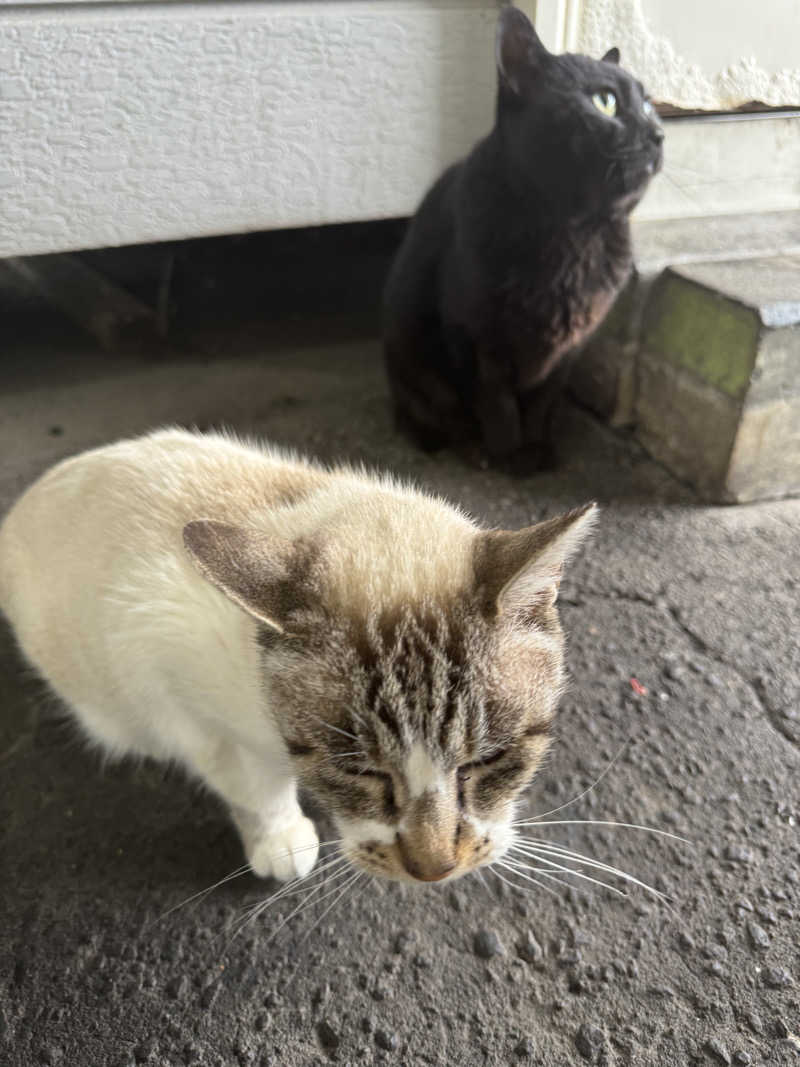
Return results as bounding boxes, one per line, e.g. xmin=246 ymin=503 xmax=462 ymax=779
xmin=0 ymin=429 xmax=327 ymax=645
xmin=2 ymin=425 xmax=324 ymax=537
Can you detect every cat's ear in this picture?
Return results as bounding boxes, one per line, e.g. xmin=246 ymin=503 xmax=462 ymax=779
xmin=183 ymin=520 xmax=312 ymax=634
xmin=496 ymin=5 xmax=549 ymax=96
xmin=475 ymin=504 xmax=597 ymax=618
xmin=602 ymin=46 xmax=621 ymax=65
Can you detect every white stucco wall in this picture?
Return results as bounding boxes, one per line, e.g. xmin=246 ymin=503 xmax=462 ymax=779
xmin=637 ymin=114 xmax=800 ymax=221
xmin=0 ymin=1 xmax=497 ymax=257
xmin=571 ymin=0 xmax=800 ymax=109
xmin=1 ymin=1 xmax=798 ymax=257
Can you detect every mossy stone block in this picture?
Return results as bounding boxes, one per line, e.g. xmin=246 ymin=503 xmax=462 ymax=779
xmin=643 ymin=271 xmax=759 ymax=399
xmin=635 ymin=258 xmax=800 ymax=502
xmin=569 ymin=271 xmax=652 ymax=427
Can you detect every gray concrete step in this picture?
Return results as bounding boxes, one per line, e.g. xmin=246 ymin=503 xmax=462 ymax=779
xmin=633 ymin=210 xmax=800 ymax=273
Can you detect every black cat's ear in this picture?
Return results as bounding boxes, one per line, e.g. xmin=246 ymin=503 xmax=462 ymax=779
xmin=474 ymin=504 xmax=597 ymax=618
xmin=602 ymin=46 xmax=621 ymax=65
xmin=183 ymin=520 xmax=313 ymax=634
xmin=496 ymin=5 xmax=549 ymax=96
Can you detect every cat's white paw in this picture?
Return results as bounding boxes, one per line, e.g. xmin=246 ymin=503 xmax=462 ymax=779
xmin=248 ymin=815 xmax=319 ymax=881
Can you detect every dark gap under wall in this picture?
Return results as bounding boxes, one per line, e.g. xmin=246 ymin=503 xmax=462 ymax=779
xmin=77 ymin=219 xmax=409 ymax=340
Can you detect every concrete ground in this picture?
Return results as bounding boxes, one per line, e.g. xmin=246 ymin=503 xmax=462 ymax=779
xmin=1 ymin=233 xmax=799 ymax=1067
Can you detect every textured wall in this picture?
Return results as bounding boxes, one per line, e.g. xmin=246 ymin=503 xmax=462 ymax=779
xmin=0 ymin=2 xmax=497 ymax=256
xmin=576 ymin=0 xmax=800 ymax=109
xmin=637 ymin=115 xmax=800 ymax=222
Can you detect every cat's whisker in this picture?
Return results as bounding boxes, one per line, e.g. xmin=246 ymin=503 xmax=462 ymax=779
xmin=280 ymin=871 xmax=369 ymax=993
xmin=504 ymin=854 xmax=629 ymax=898
xmin=264 ymin=868 xmax=363 ymax=946
xmin=505 ymin=857 xmax=625 ymax=900
xmin=152 ymin=863 xmax=253 ymax=925
xmin=513 ymin=838 xmax=683 ymax=920
xmin=246 ymin=838 xmax=345 ymax=867
xmin=236 ymin=856 xmax=349 ymax=923
xmin=347 ymin=708 xmax=369 ymax=730
xmin=509 ymin=842 xmax=667 ymax=902
xmin=512 ymin=818 xmax=690 ymax=844
xmin=490 ymin=862 xmax=562 ymax=899
xmin=663 ymin=163 xmax=715 ymax=178
xmin=523 ymin=740 xmax=630 ymax=820
xmin=236 ymin=853 xmax=350 ymax=921
xmin=154 ymin=835 xmax=347 ymax=930
xmin=233 ymin=874 xmax=310 ymax=930
xmin=268 ymin=857 xmax=354 ymax=912
xmin=497 ymin=859 xmax=575 ymax=898
xmin=230 ymin=839 xmax=346 ymax=927
xmin=500 ymin=861 xmax=583 ymax=898
xmin=473 ymin=867 xmax=489 ymax=890
xmin=660 ymin=169 xmax=707 ymax=210
xmin=291 ymin=869 xmax=366 ymax=953
xmin=269 ymin=836 xmax=345 ymax=858
xmin=514 ymin=835 xmax=658 ymax=869
xmin=168 ymin=837 xmax=337 ymax=940
xmin=308 ymin=715 xmax=360 ymax=742
xmin=224 ymin=861 xmax=354 ymax=950
xmin=253 ymin=864 xmax=354 ymax=931
xmin=225 ymin=848 xmax=349 ymax=942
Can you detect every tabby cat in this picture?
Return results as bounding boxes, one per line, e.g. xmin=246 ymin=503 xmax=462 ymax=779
xmin=0 ymin=429 xmax=595 ymax=883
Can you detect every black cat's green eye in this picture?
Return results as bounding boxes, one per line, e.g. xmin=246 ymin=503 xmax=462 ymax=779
xmin=591 ymin=91 xmax=617 ymax=117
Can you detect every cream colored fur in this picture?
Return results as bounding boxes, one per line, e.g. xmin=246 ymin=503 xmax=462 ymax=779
xmin=0 ymin=428 xmax=481 ymax=880
xmin=0 ymin=428 xmax=596 ymax=885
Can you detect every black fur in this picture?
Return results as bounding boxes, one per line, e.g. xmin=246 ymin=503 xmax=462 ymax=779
xmin=383 ymin=6 xmax=663 ymax=470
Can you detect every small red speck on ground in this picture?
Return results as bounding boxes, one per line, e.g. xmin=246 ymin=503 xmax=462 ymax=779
xmin=630 ymin=677 xmax=648 ymax=696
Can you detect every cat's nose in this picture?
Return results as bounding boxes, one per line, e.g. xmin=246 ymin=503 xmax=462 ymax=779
xmin=397 ymin=830 xmax=457 ymax=881
xmin=397 ymin=791 xmax=460 ymax=881
xmin=649 ymin=124 xmax=665 ymax=145
xmin=401 ymin=855 xmax=457 ymax=882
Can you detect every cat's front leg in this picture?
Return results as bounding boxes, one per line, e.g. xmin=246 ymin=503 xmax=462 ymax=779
xmin=231 ymin=796 xmax=319 ymax=883
xmin=514 ymin=347 xmax=582 ymax=472
xmin=387 ymin=343 xmax=474 ymax=451
xmin=188 ymin=740 xmax=319 ymax=881
xmin=472 ymin=349 xmax=523 ymax=459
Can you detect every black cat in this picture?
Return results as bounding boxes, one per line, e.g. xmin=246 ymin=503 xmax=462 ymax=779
xmin=383 ymin=5 xmax=663 ymax=470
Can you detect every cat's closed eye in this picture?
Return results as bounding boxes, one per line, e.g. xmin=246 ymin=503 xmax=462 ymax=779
xmin=458 ymin=747 xmax=509 ymax=777
xmin=591 ymin=90 xmax=617 ymax=117
xmin=341 ymin=764 xmax=390 ymax=781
